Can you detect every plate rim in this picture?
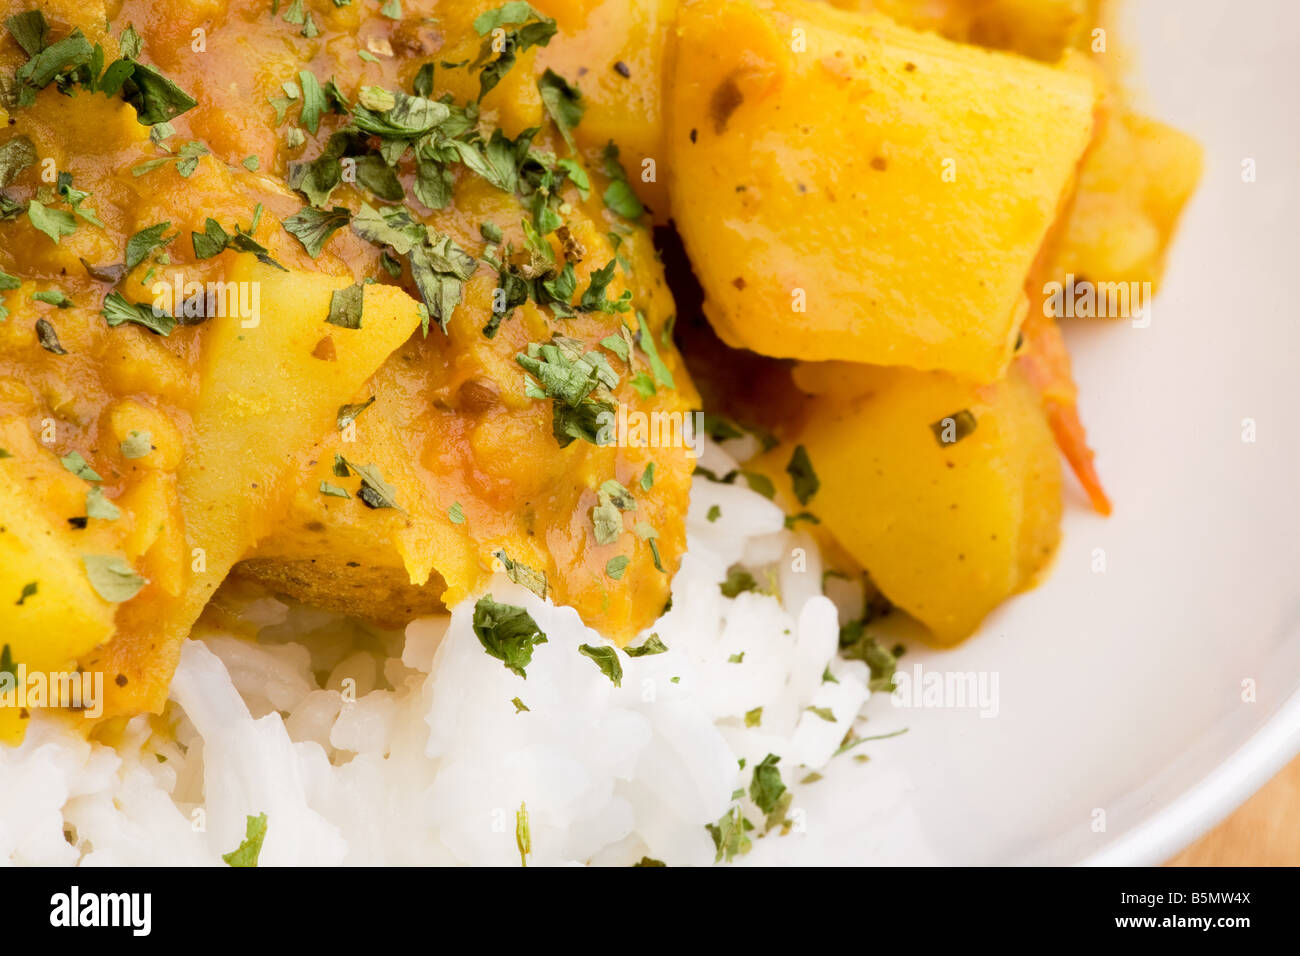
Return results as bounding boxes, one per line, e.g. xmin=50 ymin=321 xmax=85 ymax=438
xmin=1080 ymin=685 xmax=1300 ymax=865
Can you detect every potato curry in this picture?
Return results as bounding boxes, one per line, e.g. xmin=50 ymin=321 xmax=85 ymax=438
xmin=0 ymin=0 xmax=1199 ymax=742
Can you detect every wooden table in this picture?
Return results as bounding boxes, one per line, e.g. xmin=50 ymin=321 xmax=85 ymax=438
xmin=1167 ymin=752 xmax=1300 ymax=866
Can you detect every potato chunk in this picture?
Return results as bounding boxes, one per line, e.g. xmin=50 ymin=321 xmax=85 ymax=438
xmin=669 ymin=0 xmax=1099 ymax=381
xmin=243 ymin=180 xmax=699 ymax=644
xmin=81 ymin=262 xmax=422 ymax=716
xmin=830 ymin=0 xmax=1098 ymax=63
xmin=1047 ymin=110 xmax=1203 ymax=300
xmin=536 ymin=0 xmax=679 ymax=216
xmin=0 ymin=420 xmax=121 ymax=742
xmin=760 ymin=361 xmax=1062 ymax=643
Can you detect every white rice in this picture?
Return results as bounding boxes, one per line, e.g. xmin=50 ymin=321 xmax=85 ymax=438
xmin=0 ymin=440 xmax=903 ymax=867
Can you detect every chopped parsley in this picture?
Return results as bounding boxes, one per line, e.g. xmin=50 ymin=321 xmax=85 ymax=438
xmin=720 ymin=565 xmax=758 ymax=598
xmin=336 ymin=396 xmax=375 ymax=431
xmin=578 ymin=642 xmax=623 ymax=687
xmin=283 ymin=205 xmax=351 ymax=258
xmin=85 ymin=486 xmax=120 ymax=521
xmin=833 ymin=727 xmax=909 ymax=757
xmin=132 ymin=141 xmax=209 ymax=179
xmin=537 ymin=68 xmax=583 ymax=151
xmin=471 ymin=3 xmax=558 ymax=101
xmin=32 ymin=289 xmax=71 ymax=307
xmin=81 ymin=554 xmax=146 ymax=602
xmin=749 ymin=753 xmax=790 ymax=830
xmin=515 ymin=802 xmax=530 ymax=867
xmin=492 ymin=549 xmax=547 ymax=599
xmin=222 ymin=813 xmax=269 ymax=867
xmin=26 ymin=200 xmax=76 ymax=244
xmin=342 ymin=459 xmax=400 ymax=510
xmin=34 ymin=317 xmax=67 ymax=354
xmin=635 ymin=312 xmax=674 ymax=389
xmin=472 ymin=594 xmax=547 ymax=678
xmin=0 ymin=134 xmax=36 ymax=192
xmin=4 ymin=12 xmax=196 ymax=123
xmin=297 ymin=70 xmax=326 ymax=135
xmin=319 ymin=481 xmax=350 ymax=499
xmin=784 ymin=511 xmax=820 ymax=529
xmin=624 ymin=633 xmax=668 ymax=657
xmin=601 ymin=141 xmax=644 ymax=220
xmin=648 ymin=537 xmax=665 ymax=573
xmin=55 ymin=171 xmax=101 ymax=226
xmin=930 ymin=409 xmax=978 ymax=446
xmin=706 ymin=806 xmax=753 ymax=863
xmin=348 ymin=204 xmax=475 ymax=334
xmin=600 ymin=333 xmax=630 ymax=364
xmin=125 ymin=221 xmax=175 ymax=269
xmin=326 ymin=283 xmax=364 ymax=328
xmin=579 ymin=260 xmax=632 ymax=314
xmin=517 ymin=338 xmax=619 ymax=449
xmin=103 ymin=291 xmax=176 ymax=337
xmin=60 ymin=451 xmax=101 ymax=481
xmin=591 ymin=491 xmax=623 ymax=546
xmin=839 ymin=613 xmax=899 ymax=693
xmin=785 ymin=444 xmax=819 ymax=505
xmin=190 ymin=217 xmax=287 ymax=270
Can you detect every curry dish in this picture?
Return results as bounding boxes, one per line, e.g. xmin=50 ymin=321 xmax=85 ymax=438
xmin=0 ymin=0 xmax=1200 ymax=745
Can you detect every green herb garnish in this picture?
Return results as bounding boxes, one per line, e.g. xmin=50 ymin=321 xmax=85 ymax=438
xmin=579 ymin=642 xmax=623 ymax=687
xmin=601 ymin=141 xmax=644 ymax=220
xmin=625 ymin=634 xmax=668 ymax=657
xmin=103 ymin=291 xmax=176 ymax=336
xmin=472 ymin=594 xmax=547 ymax=678
xmin=785 ymin=444 xmax=819 ymax=505
xmin=81 ymin=554 xmax=146 ymax=602
xmin=326 ymin=283 xmax=365 ymax=329
xmin=930 ymin=409 xmax=978 ymax=446
xmin=537 ymin=69 xmax=583 ymax=151
xmin=493 ymin=549 xmax=548 ymax=598
xmin=706 ymin=807 xmax=753 ymax=864
xmin=222 ymin=813 xmax=268 ymax=867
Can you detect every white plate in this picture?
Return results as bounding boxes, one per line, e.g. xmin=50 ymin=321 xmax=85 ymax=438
xmin=744 ymin=0 xmax=1300 ymax=866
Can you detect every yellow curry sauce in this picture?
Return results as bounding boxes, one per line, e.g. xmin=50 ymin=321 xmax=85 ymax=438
xmin=0 ymin=0 xmax=1204 ymax=745
xmin=0 ymin=0 xmax=698 ymax=738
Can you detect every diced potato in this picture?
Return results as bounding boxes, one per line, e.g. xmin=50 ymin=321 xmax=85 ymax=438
xmin=1047 ymin=110 xmax=1203 ymax=300
xmin=0 ymin=432 xmax=119 ymax=666
xmin=669 ymin=0 xmax=1100 ymax=382
xmin=758 ymin=361 xmax=1062 ymax=644
xmin=243 ymin=200 xmax=700 ymax=643
xmin=81 ymin=262 xmax=422 ymax=716
xmin=536 ymin=0 xmax=679 ymax=216
xmin=0 ymin=419 xmax=122 ymax=743
xmin=831 ymin=0 xmax=1098 ymax=62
